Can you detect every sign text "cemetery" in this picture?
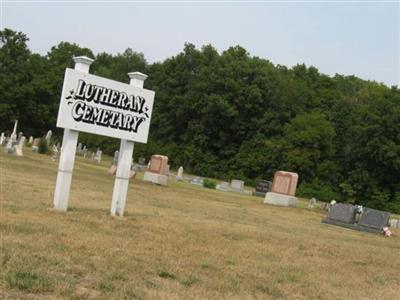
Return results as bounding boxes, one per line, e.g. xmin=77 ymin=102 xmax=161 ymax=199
xmin=57 ymin=69 xmax=155 ymax=143
xmin=70 ymin=79 xmax=148 ymax=133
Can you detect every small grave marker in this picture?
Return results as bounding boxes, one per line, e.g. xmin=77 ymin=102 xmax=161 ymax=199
xmin=252 ymin=180 xmax=272 ymax=197
xmin=190 ymin=177 xmax=204 ymax=187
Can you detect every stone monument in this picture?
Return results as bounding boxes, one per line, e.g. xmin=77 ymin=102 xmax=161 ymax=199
xmin=264 ymin=171 xmax=299 ymax=207
xmin=143 ymin=154 xmax=169 ymax=185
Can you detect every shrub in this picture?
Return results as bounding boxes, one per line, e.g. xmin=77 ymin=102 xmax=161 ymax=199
xmin=203 ymin=179 xmax=216 ymax=189
xmin=297 ymin=182 xmax=342 ymax=202
xmin=38 ymin=138 xmax=49 ymax=154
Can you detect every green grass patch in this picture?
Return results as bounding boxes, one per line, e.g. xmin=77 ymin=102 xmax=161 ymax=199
xmin=6 ymin=270 xmax=53 ymax=292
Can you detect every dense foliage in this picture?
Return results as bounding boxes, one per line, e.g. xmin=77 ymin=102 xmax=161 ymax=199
xmin=1 ymin=28 xmax=399 ymax=212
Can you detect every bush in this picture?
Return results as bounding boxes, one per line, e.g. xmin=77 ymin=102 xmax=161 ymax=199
xmin=297 ymin=181 xmax=342 ymax=202
xmin=38 ymin=138 xmax=49 ymax=154
xmin=203 ymin=179 xmax=216 ymax=189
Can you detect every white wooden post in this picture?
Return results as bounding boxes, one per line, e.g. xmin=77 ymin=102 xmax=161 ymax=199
xmin=53 ymin=56 xmax=94 ymax=211
xmin=110 ymin=72 xmax=148 ymax=216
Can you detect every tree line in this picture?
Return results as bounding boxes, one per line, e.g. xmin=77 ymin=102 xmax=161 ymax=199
xmin=1 ymin=28 xmax=399 ymax=212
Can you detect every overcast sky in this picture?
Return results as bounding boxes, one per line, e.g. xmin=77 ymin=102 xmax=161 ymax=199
xmin=1 ymin=1 xmax=399 ymax=86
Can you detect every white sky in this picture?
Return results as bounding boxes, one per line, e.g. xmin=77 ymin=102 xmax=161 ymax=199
xmin=2 ymin=1 xmax=399 ymax=86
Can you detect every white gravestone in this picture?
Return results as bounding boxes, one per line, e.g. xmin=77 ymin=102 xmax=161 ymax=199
xmin=28 ymin=136 xmax=33 ymax=144
xmin=14 ymin=136 xmax=25 ymax=156
xmin=230 ymin=179 xmax=244 ymax=193
xmin=10 ymin=120 xmax=18 ymax=144
xmin=176 ymin=166 xmax=184 ymax=180
xmin=45 ymin=130 xmax=52 ymax=145
xmin=94 ymin=149 xmax=102 ymax=163
xmin=216 ymin=181 xmax=229 ymax=192
xmin=0 ymin=132 xmax=5 ymax=145
xmin=190 ymin=177 xmax=204 ymax=187
xmin=76 ymin=142 xmax=82 ymax=154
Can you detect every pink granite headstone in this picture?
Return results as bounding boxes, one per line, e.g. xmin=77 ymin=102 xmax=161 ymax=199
xmin=271 ymin=171 xmax=298 ymax=196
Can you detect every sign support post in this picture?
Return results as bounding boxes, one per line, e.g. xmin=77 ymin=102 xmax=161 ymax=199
xmin=53 ymin=56 xmax=94 ymax=211
xmin=110 ymin=72 xmax=148 ymax=216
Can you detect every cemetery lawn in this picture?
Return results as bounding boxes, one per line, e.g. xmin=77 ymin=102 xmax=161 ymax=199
xmin=1 ymin=151 xmax=399 ymax=300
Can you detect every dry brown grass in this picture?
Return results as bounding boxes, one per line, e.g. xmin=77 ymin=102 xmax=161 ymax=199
xmin=0 ymin=150 xmax=399 ymax=300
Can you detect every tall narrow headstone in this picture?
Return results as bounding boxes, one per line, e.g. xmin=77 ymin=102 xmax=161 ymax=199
xmin=10 ymin=120 xmax=18 ymax=143
xmin=176 ymin=166 xmax=184 ymax=180
xmin=0 ymin=132 xmax=5 ymax=145
xmin=94 ymin=149 xmax=102 ymax=163
xmin=14 ymin=136 xmax=25 ymax=156
xmin=45 ymin=130 xmax=52 ymax=145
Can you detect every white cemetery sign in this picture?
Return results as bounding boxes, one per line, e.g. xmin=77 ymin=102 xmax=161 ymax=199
xmin=57 ymin=68 xmax=155 ymax=143
xmin=53 ymin=56 xmax=155 ymax=216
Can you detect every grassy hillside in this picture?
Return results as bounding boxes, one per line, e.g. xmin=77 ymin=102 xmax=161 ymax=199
xmin=1 ymin=150 xmax=399 ymax=299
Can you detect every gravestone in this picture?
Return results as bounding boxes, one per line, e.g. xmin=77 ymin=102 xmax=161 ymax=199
xmin=31 ymin=138 xmax=40 ymax=152
xmin=176 ymin=166 xmax=184 ymax=181
xmin=28 ymin=136 xmax=33 ymax=144
xmin=358 ymin=208 xmax=390 ymax=232
xmin=76 ymin=143 xmax=82 ymax=154
xmin=165 ymin=164 xmax=170 ymax=176
xmin=252 ymin=180 xmax=272 ymax=197
xmin=324 ymin=203 xmax=356 ymax=224
xmin=10 ymin=120 xmax=18 ymax=144
xmin=143 ymin=154 xmax=169 ymax=185
xmin=264 ymin=171 xmax=298 ymax=207
xmin=138 ymin=157 xmax=146 ymax=165
xmin=0 ymin=132 xmax=4 ymax=145
xmin=190 ymin=177 xmax=204 ymax=187
xmin=14 ymin=136 xmax=25 ymax=156
xmin=322 ymin=205 xmax=391 ymax=234
xmin=230 ymin=179 xmax=244 ymax=193
xmin=17 ymin=132 xmax=23 ymax=142
xmin=216 ymin=181 xmax=229 ymax=192
xmin=94 ymin=149 xmax=102 ymax=163
xmin=308 ymin=197 xmax=317 ymax=208
xmin=5 ymin=136 xmax=14 ymax=153
xmin=45 ymin=130 xmax=52 ymax=145
xmin=389 ymin=219 xmax=399 ymax=229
